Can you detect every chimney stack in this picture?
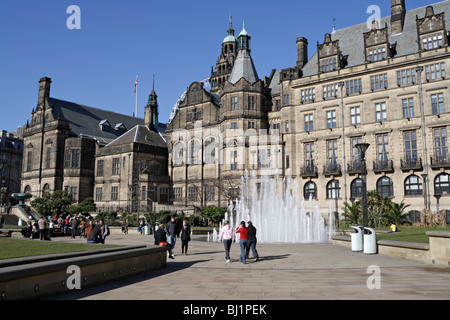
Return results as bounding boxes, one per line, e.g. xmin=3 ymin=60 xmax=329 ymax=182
xmin=391 ymin=0 xmax=406 ymax=35
xmin=38 ymin=77 xmax=52 ymax=107
xmin=296 ymin=37 xmax=308 ymax=69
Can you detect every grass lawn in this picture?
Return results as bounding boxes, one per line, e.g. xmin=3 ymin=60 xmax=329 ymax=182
xmin=375 ymin=227 xmax=449 ymax=244
xmin=0 ymin=238 xmax=118 ymax=260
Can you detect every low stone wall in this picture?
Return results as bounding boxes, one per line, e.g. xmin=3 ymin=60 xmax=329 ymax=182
xmin=0 ymin=243 xmax=167 ymax=300
xmin=332 ymin=231 xmax=450 ymax=267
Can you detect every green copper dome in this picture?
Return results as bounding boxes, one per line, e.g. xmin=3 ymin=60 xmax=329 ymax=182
xmin=223 ymin=34 xmax=237 ymax=43
xmin=223 ymin=15 xmax=237 ymax=43
xmin=238 ymin=21 xmax=249 ymax=37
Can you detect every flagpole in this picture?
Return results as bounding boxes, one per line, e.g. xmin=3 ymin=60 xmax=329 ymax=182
xmin=135 ymin=75 xmax=138 ymax=118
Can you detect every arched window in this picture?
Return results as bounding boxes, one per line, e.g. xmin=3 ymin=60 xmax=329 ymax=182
xmin=204 ymin=137 xmax=217 ymax=164
xmin=304 ymin=181 xmax=317 ymax=200
xmin=173 ymin=142 xmax=185 ymax=167
xmin=435 ymin=173 xmax=450 ymax=195
xmin=43 ymin=184 xmax=50 ymax=195
xmin=350 ymin=178 xmax=363 ymax=199
xmin=327 ymin=180 xmax=341 ymax=199
xmin=404 ymin=175 xmax=422 ymax=196
xmin=377 ymin=177 xmax=393 ymax=197
xmin=24 ymin=185 xmax=31 ymax=194
xmin=189 ymin=139 xmax=201 ymax=165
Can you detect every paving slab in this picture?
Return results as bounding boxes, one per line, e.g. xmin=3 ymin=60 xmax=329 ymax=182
xmin=46 ymin=234 xmax=450 ymax=300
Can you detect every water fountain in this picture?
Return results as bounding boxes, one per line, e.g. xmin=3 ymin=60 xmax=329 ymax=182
xmin=227 ymin=170 xmax=334 ymax=244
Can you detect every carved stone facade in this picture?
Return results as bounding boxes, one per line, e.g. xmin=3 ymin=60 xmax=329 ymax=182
xmin=21 ymin=77 xmax=169 ymax=212
xmin=167 ymin=1 xmax=450 ymax=217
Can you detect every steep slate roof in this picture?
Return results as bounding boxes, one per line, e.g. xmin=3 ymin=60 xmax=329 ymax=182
xmin=49 ymin=98 xmax=145 ymax=145
xmin=266 ymin=0 xmax=450 ymax=95
xmin=105 ymin=125 xmax=167 ymax=149
xmin=301 ymin=1 xmax=450 ymax=77
xmin=229 ymin=49 xmax=260 ymax=85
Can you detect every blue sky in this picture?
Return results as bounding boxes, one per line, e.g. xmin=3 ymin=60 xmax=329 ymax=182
xmin=0 ymin=0 xmax=437 ymax=133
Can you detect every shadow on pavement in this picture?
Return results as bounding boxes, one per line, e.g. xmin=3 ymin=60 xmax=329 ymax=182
xmin=50 ymin=259 xmax=210 ymax=300
xmin=258 ymin=254 xmax=290 ymax=261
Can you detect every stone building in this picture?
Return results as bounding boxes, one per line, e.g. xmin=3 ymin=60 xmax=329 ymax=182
xmin=0 ymin=130 xmax=23 ymax=205
xmin=167 ymin=20 xmax=274 ymax=209
xmin=21 ymin=77 xmax=169 ymax=211
xmin=167 ymin=0 xmax=450 ymax=217
xmin=94 ymin=86 xmax=170 ymax=212
xmin=274 ymin=0 xmax=450 ymax=216
xmin=20 ymin=0 xmax=450 ymax=219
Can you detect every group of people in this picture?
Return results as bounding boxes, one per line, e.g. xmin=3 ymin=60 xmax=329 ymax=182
xmin=17 ymin=213 xmax=110 ymax=244
xmin=20 ymin=217 xmax=51 ymax=240
xmin=220 ymin=220 xmax=259 ymax=264
xmin=86 ymin=219 xmax=110 ymax=244
xmin=152 ymin=216 xmax=260 ymax=264
xmin=154 ymin=216 xmax=191 ymax=259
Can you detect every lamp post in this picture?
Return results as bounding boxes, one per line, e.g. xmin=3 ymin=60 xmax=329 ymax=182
xmin=416 ymin=66 xmax=431 ymax=210
xmin=355 ymin=143 xmax=370 ymax=240
xmin=434 ymin=194 xmax=441 ymax=222
xmin=338 ymin=82 xmax=348 ymax=205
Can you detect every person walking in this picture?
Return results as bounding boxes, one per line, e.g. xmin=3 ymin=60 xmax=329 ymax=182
xmin=219 ymin=220 xmax=235 ymax=262
xmin=166 ymin=216 xmax=180 ymax=257
xmin=246 ymin=221 xmax=259 ymax=261
xmin=122 ymin=219 xmax=129 ymax=234
xmin=236 ymin=221 xmax=248 ymax=264
xmin=180 ymin=219 xmax=191 ymax=255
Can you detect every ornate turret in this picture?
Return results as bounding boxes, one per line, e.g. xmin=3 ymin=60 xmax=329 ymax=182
xmin=211 ymin=16 xmax=238 ymax=92
xmin=145 ymin=75 xmax=159 ymax=128
xmin=228 ymin=21 xmax=259 ymax=85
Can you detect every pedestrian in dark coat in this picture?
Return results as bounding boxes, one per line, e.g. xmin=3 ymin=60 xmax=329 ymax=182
xmin=246 ymin=221 xmax=259 ymax=261
xmin=180 ymin=220 xmax=191 ymax=255
xmin=154 ymin=224 xmax=174 ymax=259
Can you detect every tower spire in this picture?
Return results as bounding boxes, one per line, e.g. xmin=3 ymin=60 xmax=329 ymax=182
xmin=238 ymin=20 xmax=251 ymax=51
xmin=145 ymin=75 xmax=158 ymax=128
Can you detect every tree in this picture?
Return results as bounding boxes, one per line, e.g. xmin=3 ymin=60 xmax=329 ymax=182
xmin=201 ymin=206 xmax=227 ymax=227
xmin=69 ymin=197 xmax=96 ymax=216
xmin=31 ymin=190 xmax=74 ymax=217
xmin=387 ymin=200 xmax=411 ymax=226
xmin=342 ymin=201 xmax=361 ymax=226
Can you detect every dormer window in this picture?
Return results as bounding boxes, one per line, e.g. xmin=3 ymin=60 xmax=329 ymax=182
xmin=364 ymin=23 xmax=392 ymax=63
xmin=115 ymin=123 xmax=126 ymax=134
xmin=416 ymin=6 xmax=448 ymax=52
xmin=422 ymin=32 xmax=444 ymax=50
xmin=321 ymin=57 xmax=337 ymax=72
xmin=317 ymin=33 xmax=344 ymax=74
xmin=368 ymin=46 xmax=387 ymax=62
xmin=99 ymin=120 xmax=111 ymax=131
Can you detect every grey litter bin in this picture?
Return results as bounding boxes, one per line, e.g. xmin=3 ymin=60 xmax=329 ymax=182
xmin=363 ymin=227 xmax=377 ymax=254
xmin=144 ymin=225 xmax=150 ymax=235
xmin=351 ymin=226 xmax=363 ymax=252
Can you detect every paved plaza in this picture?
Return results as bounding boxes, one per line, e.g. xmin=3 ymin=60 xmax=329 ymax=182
xmin=50 ymin=234 xmax=450 ymax=300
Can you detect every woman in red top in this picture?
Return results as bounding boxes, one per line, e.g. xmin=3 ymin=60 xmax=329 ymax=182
xmin=236 ymin=221 xmax=248 ymax=264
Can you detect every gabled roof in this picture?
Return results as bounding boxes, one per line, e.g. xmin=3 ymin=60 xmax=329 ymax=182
xmin=105 ymin=125 xmax=167 ymax=149
xmin=49 ymin=98 xmax=145 ymax=144
xmin=301 ymin=1 xmax=450 ymax=77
